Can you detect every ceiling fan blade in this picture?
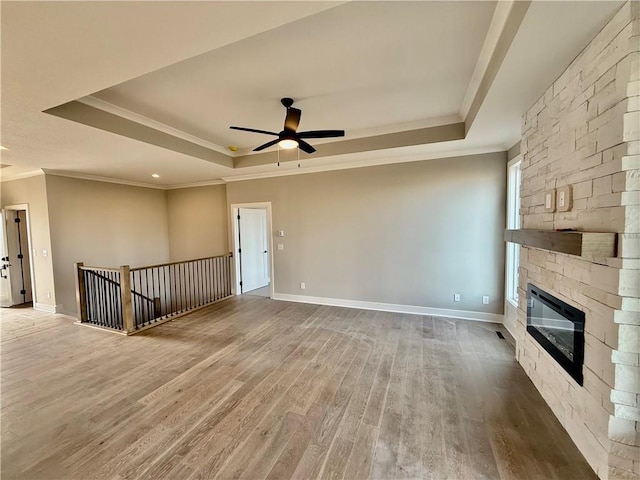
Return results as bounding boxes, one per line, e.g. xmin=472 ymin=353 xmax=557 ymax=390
xmin=253 ymin=138 xmax=281 ymax=151
xmin=297 ymin=129 xmax=345 ymax=139
xmin=297 ymin=139 xmax=316 ymax=154
xmin=230 ymin=126 xmax=278 ymax=136
xmin=284 ymin=108 xmax=301 ymax=132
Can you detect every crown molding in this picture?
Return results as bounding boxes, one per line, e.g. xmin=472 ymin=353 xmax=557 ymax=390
xmin=165 ymin=179 xmax=226 ymax=190
xmin=27 ymin=145 xmax=506 ymax=190
xmin=222 ymin=144 xmax=505 ymax=183
xmin=41 ymin=169 xmax=168 ymax=190
xmin=0 ymin=169 xmax=44 ymax=182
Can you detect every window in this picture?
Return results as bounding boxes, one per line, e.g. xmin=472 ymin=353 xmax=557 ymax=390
xmin=506 ymin=157 xmax=522 ymax=306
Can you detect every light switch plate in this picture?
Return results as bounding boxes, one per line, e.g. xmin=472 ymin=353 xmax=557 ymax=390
xmin=556 ymin=185 xmax=572 ymax=212
xmin=544 ymin=189 xmax=556 ymax=212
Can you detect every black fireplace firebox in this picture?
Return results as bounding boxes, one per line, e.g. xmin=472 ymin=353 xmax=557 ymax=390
xmin=527 ymin=284 xmax=585 ymax=385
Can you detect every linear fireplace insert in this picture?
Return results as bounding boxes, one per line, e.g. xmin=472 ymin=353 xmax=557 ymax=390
xmin=527 ymin=284 xmax=585 ymax=385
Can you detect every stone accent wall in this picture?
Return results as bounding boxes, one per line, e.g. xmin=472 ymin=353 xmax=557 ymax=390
xmin=516 ymin=2 xmax=639 ymax=479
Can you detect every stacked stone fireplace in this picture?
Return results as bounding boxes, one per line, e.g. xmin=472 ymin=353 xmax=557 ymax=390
xmin=514 ymin=2 xmax=639 ymax=479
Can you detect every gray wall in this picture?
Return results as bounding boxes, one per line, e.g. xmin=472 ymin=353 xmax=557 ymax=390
xmin=45 ymin=175 xmax=171 ymax=315
xmin=166 ymin=184 xmax=228 ymax=261
xmin=227 ymin=152 xmax=507 ymax=314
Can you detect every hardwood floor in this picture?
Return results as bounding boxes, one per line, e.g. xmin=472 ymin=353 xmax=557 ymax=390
xmin=1 ymin=297 xmax=596 ymax=480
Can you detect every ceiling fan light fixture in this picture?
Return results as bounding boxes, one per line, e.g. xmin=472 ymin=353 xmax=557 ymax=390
xmin=278 ymin=138 xmax=298 ymax=149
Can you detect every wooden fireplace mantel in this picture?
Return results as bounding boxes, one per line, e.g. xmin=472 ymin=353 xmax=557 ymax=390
xmin=504 ymin=229 xmax=618 ymax=258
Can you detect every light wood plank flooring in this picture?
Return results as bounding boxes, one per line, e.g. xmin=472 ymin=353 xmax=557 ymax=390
xmin=1 ymin=296 xmax=596 ymax=480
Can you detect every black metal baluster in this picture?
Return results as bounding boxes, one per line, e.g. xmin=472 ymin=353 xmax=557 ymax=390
xmin=105 ymin=271 xmax=111 ymax=328
xmin=223 ymin=256 xmax=226 ymax=297
xmin=100 ymin=272 xmax=107 ymax=326
xmin=111 ymin=271 xmax=117 ymax=328
xmin=93 ymin=272 xmax=100 ymax=325
xmin=194 ymin=261 xmax=198 ymax=308
xmin=207 ymin=257 xmax=211 ymax=303
xmin=155 ymin=267 xmax=160 ymax=320
xmin=227 ymin=255 xmax=231 ymax=296
xmin=183 ymin=262 xmax=187 ymax=311
xmin=211 ymin=258 xmax=218 ymax=301
xmin=198 ymin=260 xmax=202 ymax=307
xmin=211 ymin=257 xmax=218 ymax=302
xmin=225 ymin=255 xmax=232 ymax=297
xmin=106 ymin=271 xmax=113 ymax=328
xmin=187 ymin=261 xmax=192 ymax=310
xmin=91 ymin=272 xmax=97 ymax=324
xmin=85 ymin=271 xmax=92 ymax=323
xmin=144 ymin=270 xmax=149 ymax=325
xmin=171 ymin=264 xmax=176 ymax=315
xmin=214 ymin=258 xmax=218 ymax=300
xmin=213 ymin=257 xmax=217 ymax=301
xmin=178 ymin=263 xmax=184 ymax=313
xmin=222 ymin=256 xmax=226 ymax=297
xmin=217 ymin=257 xmax=221 ymax=300
xmin=189 ymin=261 xmax=192 ymax=310
xmin=200 ymin=259 xmax=204 ymax=306
xmin=87 ymin=271 xmax=93 ymax=324
xmin=136 ymin=270 xmax=142 ymax=329
xmin=152 ymin=267 xmax=157 ymax=322
xmin=83 ymin=271 xmax=89 ymax=322
xmin=116 ymin=271 xmax=122 ymax=329
xmin=163 ymin=265 xmax=168 ymax=318
xmin=100 ymin=272 xmax=106 ymax=326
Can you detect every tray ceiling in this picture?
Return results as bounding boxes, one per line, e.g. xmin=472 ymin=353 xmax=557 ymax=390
xmin=0 ymin=1 xmax=624 ymax=187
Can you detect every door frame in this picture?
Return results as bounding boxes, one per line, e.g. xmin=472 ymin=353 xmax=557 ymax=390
xmin=230 ymin=202 xmax=274 ymax=298
xmin=2 ymin=204 xmax=37 ymax=307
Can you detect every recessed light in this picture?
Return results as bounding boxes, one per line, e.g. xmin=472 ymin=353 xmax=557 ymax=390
xmin=0 ymin=146 xmax=8 ymax=151
xmin=228 ymin=146 xmax=238 ymax=152
xmin=151 ymin=173 xmax=160 ymax=178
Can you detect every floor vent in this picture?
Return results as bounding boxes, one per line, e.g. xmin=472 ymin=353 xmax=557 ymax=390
xmin=496 ymin=331 xmax=505 ymax=339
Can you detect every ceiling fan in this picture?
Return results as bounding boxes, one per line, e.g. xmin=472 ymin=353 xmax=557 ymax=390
xmin=230 ymin=98 xmax=345 ymax=154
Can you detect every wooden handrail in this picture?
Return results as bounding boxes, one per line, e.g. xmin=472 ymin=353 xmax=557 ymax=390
xmin=130 ymin=253 xmax=231 ymax=272
xmin=79 ymin=266 xmax=121 ymax=273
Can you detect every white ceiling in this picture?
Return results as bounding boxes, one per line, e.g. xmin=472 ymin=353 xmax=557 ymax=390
xmin=0 ymin=1 xmax=624 ymax=187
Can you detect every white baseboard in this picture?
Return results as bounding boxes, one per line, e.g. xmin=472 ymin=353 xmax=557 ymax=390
xmin=272 ymin=293 xmax=503 ymax=324
xmin=34 ymin=303 xmax=61 ymax=313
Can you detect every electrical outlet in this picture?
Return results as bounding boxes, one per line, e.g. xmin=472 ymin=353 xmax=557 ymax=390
xmin=454 ymin=293 xmax=461 ymax=302
xmin=277 ymin=243 xmax=284 ymax=251
xmin=482 ymin=295 xmax=489 ymax=305
xmin=300 ymin=282 xmax=306 ymax=290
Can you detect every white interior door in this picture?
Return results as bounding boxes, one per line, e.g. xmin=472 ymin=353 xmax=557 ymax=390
xmin=239 ymin=208 xmax=269 ymax=293
xmin=0 ymin=210 xmax=13 ymax=307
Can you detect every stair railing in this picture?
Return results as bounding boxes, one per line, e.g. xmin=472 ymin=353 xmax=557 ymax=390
xmin=75 ymin=253 xmax=233 ymax=334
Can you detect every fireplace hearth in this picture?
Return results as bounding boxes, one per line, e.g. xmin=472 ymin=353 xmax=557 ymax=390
xmin=527 ymin=284 xmax=585 ymax=385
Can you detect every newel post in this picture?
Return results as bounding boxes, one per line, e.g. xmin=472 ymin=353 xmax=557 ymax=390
xmin=74 ymin=262 xmax=87 ymax=323
xmin=120 ymin=265 xmax=134 ymax=334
